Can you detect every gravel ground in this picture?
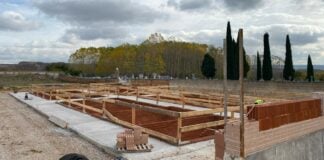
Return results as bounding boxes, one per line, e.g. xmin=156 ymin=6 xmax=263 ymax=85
xmin=0 ymin=92 xmax=115 ymax=160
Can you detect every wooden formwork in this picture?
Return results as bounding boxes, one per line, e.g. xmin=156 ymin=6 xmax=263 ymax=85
xmin=55 ymin=95 xmax=227 ymax=145
xmin=30 ymin=83 xmax=286 ymax=145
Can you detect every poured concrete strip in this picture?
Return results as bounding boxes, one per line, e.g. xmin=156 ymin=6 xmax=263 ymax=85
xmin=49 ymin=115 xmax=68 ymax=128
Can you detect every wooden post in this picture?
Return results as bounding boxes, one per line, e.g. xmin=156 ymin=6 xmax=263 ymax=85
xmin=49 ymin=90 xmax=52 ymax=100
xmin=157 ymin=92 xmax=160 ymax=105
xmin=117 ymin=86 xmax=119 ymax=98
xmin=181 ymin=93 xmax=184 ymax=108
xmin=102 ymin=100 xmax=106 ymax=118
xmin=223 ymin=38 xmax=228 ymax=123
xmin=88 ymin=84 xmax=90 ymax=98
xmin=68 ymin=95 xmax=71 ymax=107
xmin=132 ymin=107 xmax=136 ymax=124
xmin=177 ymin=117 xmax=182 ymax=144
xmin=238 ymin=29 xmax=245 ymax=158
xmin=136 ymin=88 xmax=139 ymax=102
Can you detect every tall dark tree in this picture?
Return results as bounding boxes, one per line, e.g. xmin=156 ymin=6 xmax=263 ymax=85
xmin=226 ymin=21 xmax=235 ymax=80
xmin=306 ymin=55 xmax=314 ymax=82
xmin=262 ymin=33 xmax=273 ymax=81
xmin=256 ymin=51 xmax=262 ymax=81
xmin=283 ymin=35 xmax=295 ymax=81
xmin=201 ymin=53 xmax=216 ymax=79
xmin=235 ymin=33 xmax=250 ymax=78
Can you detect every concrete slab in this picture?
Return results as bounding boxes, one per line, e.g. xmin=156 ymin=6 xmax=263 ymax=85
xmin=49 ymin=115 xmax=68 ymax=128
xmin=10 ymin=92 xmax=215 ymax=160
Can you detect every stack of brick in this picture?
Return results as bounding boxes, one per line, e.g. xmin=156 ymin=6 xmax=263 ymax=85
xmin=116 ymin=127 xmax=150 ymax=151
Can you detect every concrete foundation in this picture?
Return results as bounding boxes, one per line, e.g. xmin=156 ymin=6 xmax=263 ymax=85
xmin=246 ymin=129 xmax=324 ymax=160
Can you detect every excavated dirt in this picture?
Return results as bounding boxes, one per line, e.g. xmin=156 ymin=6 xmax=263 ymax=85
xmin=0 ymin=92 xmax=114 ymax=160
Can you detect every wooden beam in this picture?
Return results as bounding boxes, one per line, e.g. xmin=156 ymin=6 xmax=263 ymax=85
xmin=115 ymin=100 xmax=180 ymax=117
xmin=179 ymin=107 xmax=239 ymax=118
xmin=180 ymin=120 xmax=225 ymax=132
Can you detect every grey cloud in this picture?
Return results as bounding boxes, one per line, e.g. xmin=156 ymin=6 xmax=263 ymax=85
xmin=269 ymin=26 xmax=323 ymax=46
xmin=62 ymin=26 xmax=128 ymax=42
xmin=248 ymin=25 xmax=324 ymax=46
xmin=33 ymin=0 xmax=165 ymax=25
xmin=179 ymin=0 xmax=213 ymax=10
xmin=0 ymin=11 xmax=39 ymax=31
xmin=224 ymin=0 xmax=264 ymax=11
xmin=167 ymin=0 xmax=213 ymax=10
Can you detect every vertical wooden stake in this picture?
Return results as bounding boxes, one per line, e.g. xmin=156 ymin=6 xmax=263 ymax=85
xmin=68 ymin=95 xmax=71 ymax=107
xmin=177 ymin=117 xmax=182 ymax=144
xmin=132 ymin=107 xmax=136 ymax=124
xmin=102 ymin=100 xmax=106 ymax=118
xmin=223 ymin=38 xmax=228 ymax=123
xmin=238 ymin=29 xmax=245 ymax=158
xmin=136 ymin=88 xmax=139 ymax=102
xmin=181 ymin=93 xmax=184 ymax=108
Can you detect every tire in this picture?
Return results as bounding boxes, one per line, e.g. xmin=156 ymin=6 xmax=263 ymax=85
xmin=59 ymin=153 xmax=89 ymax=160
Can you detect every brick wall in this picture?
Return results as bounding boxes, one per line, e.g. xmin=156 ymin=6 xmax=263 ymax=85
xmin=245 ymin=116 xmax=324 ymax=155
xmin=225 ymin=116 xmax=324 ymax=157
xmin=225 ymin=93 xmax=324 ymax=157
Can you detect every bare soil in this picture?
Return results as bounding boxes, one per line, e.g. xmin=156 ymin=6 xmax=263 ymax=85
xmin=0 ymin=92 xmax=114 ymax=160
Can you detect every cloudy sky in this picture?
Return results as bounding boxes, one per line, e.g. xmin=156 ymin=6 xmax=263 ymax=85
xmin=1 ymin=0 xmax=324 ymax=64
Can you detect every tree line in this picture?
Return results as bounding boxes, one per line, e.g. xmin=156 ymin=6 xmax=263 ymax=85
xmin=255 ymin=32 xmax=315 ymax=82
xmin=66 ymin=21 xmax=315 ymax=82
xmin=67 ymin=41 xmax=223 ymax=78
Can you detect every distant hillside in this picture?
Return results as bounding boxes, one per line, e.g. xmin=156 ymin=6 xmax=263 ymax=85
xmin=249 ymin=55 xmax=284 ymax=67
xmin=295 ymin=65 xmax=324 ymax=71
xmin=0 ymin=61 xmax=49 ymax=71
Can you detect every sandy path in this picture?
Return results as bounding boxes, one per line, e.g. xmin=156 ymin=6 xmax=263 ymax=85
xmin=0 ymin=92 xmax=114 ymax=160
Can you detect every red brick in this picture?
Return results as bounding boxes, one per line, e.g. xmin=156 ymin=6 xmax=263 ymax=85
xmin=259 ymin=118 xmax=272 ymax=131
xmin=273 ymin=116 xmax=282 ymax=128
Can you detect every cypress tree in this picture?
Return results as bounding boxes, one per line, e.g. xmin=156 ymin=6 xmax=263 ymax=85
xmin=306 ymin=55 xmax=314 ymax=82
xmin=283 ymin=35 xmax=295 ymax=81
xmin=235 ymin=33 xmax=250 ymax=78
xmin=243 ymin=48 xmax=250 ymax=78
xmin=257 ymin=51 xmax=262 ymax=81
xmin=262 ymin=33 xmax=273 ymax=81
xmin=201 ymin=53 xmax=216 ymax=79
xmin=233 ymin=39 xmax=239 ymax=80
xmin=226 ymin=21 xmax=235 ymax=80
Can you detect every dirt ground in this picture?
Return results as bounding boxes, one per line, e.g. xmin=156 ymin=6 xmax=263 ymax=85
xmin=0 ymin=92 xmax=115 ymax=160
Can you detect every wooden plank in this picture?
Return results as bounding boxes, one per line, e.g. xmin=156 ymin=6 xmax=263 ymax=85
xmin=180 ymin=108 xmax=225 ymax=118
xmin=180 ymin=120 xmax=225 ymax=132
xmin=115 ymin=100 xmax=180 ymax=117
xmin=102 ymin=108 xmax=178 ymax=144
